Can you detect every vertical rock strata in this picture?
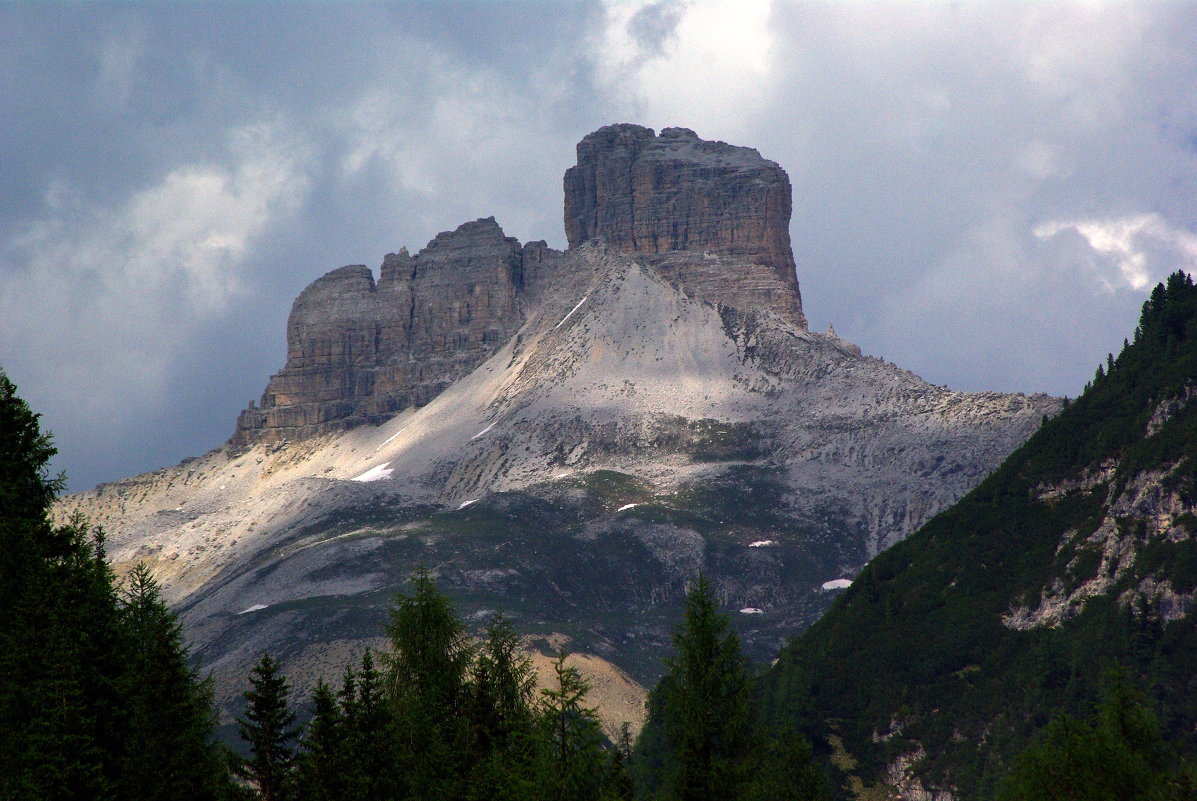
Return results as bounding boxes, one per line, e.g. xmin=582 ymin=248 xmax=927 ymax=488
xmin=564 ymin=124 xmax=806 ymax=326
xmin=232 ymin=218 xmax=549 ymax=445
xmin=233 ymin=124 xmax=809 ymax=445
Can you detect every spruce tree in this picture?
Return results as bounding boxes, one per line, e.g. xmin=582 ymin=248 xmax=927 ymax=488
xmin=651 ymin=575 xmax=754 ymax=801
xmin=0 ymin=372 xmax=123 ymax=801
xmin=344 ymin=650 xmax=404 ymax=801
xmin=237 ymin=654 xmax=299 ymax=801
xmin=116 ymin=563 xmax=227 ymax=801
xmin=469 ymin=613 xmax=537 ymax=753
xmin=385 ymin=568 xmax=474 ymax=800
xmin=740 ymin=726 xmax=832 ymax=801
xmin=997 ymin=673 xmax=1194 ymax=801
xmin=0 ymin=371 xmax=233 ymax=800
xmin=466 ymin=614 xmax=538 ymax=800
xmin=293 ymin=681 xmax=345 ymax=801
xmin=535 ymin=651 xmax=608 ymax=801
xmin=603 ymin=723 xmax=635 ymax=801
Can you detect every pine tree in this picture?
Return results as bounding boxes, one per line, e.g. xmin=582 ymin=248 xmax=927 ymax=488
xmin=535 ymin=651 xmax=608 ymax=801
xmin=603 ymin=723 xmax=635 ymax=801
xmin=116 ymin=563 xmax=227 ymax=801
xmin=237 ymin=654 xmax=299 ymax=801
xmin=293 ymin=681 xmax=345 ymax=801
xmin=385 ymin=568 xmax=474 ymax=800
xmin=998 ymin=673 xmax=1190 ymax=801
xmin=0 ymin=371 xmax=234 ymax=800
xmin=0 ymin=371 xmax=123 ymax=801
xmin=469 ymin=613 xmax=537 ymax=754
xmin=741 ymin=726 xmax=832 ymax=801
xmin=660 ymin=575 xmax=753 ymax=801
xmin=466 ymin=614 xmax=538 ymax=800
xmin=343 ymin=650 xmax=404 ymax=801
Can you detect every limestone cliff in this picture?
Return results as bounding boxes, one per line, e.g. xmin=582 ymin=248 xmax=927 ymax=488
xmin=234 ymin=124 xmax=807 ymax=445
xmin=564 ymin=124 xmax=805 ymax=326
xmin=61 ymin=123 xmax=1064 ymax=734
xmin=232 ymin=218 xmax=566 ymax=446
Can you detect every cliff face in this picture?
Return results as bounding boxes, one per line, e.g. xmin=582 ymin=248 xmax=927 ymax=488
xmin=233 ymin=124 xmax=807 ymax=446
xmin=232 ymin=218 xmax=564 ymax=446
xmin=563 ymin=124 xmax=805 ymax=326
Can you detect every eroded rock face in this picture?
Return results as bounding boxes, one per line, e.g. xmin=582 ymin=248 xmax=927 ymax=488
xmin=235 ymin=124 xmax=811 ymax=445
xmin=232 ymin=218 xmax=557 ymax=445
xmin=564 ymin=124 xmax=806 ymax=326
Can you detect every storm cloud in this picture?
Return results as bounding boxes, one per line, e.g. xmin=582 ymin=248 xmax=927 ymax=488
xmin=3 ymin=1 xmax=1197 ymax=490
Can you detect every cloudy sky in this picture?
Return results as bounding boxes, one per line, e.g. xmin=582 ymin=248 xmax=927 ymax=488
xmin=4 ymin=1 xmax=1197 ymax=491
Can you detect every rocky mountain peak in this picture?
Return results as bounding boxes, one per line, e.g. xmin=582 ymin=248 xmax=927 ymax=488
xmin=232 ymin=216 xmax=537 ymax=446
xmin=233 ymin=124 xmax=812 ymax=446
xmin=564 ymin=124 xmax=806 ymax=326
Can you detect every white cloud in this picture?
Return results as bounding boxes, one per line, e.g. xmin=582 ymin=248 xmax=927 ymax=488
xmin=1034 ymin=214 xmax=1197 ymax=292
xmin=331 ymin=41 xmax=577 ymax=247
xmin=95 ymin=18 xmax=146 ymax=108
xmin=591 ymin=0 xmax=775 ymax=137
xmin=1 ymin=121 xmax=311 ymax=421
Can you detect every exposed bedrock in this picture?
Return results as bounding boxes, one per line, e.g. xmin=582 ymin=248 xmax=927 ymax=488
xmin=234 ymin=124 xmax=811 ymax=445
xmin=232 ymin=218 xmax=567 ymax=446
xmin=563 ymin=124 xmax=806 ymax=326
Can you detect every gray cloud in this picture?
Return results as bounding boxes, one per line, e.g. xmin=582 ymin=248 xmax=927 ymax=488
xmin=3 ymin=1 xmax=1196 ymax=491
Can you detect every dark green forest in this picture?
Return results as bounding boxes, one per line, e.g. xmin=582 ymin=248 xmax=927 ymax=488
xmin=6 ymin=274 xmax=1197 ymax=800
xmin=759 ymin=272 xmax=1197 ymax=799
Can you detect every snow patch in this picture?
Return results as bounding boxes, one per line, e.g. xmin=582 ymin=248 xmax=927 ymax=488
xmin=378 ymin=426 xmax=407 ymax=448
xmin=822 ymin=579 xmax=853 ymax=591
xmin=748 ymin=539 xmax=777 ymax=548
xmin=238 ymin=604 xmax=268 ymax=615
xmin=739 ymin=607 xmax=764 ymax=615
xmin=471 ymin=423 xmax=496 ymax=441
xmin=458 ymin=498 xmax=480 ymax=510
xmin=554 ymin=293 xmax=590 ymax=330
xmin=352 ymin=462 xmax=394 ymax=482
xmin=616 ymin=503 xmax=639 ymax=512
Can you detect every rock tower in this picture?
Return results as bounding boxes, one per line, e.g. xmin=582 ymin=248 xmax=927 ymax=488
xmin=232 ymin=124 xmax=806 ymax=446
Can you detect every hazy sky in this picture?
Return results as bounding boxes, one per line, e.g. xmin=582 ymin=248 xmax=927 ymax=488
xmin=4 ymin=1 xmax=1197 ymax=491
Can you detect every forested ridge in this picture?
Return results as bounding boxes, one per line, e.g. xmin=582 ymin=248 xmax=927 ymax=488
xmin=758 ymin=273 xmax=1197 ymax=799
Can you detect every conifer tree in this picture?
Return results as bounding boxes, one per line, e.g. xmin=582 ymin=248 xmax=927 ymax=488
xmin=116 ymin=563 xmax=227 ymax=801
xmin=344 ymin=650 xmax=404 ymax=801
xmin=0 ymin=371 xmax=233 ymax=800
xmin=237 ymin=654 xmax=299 ymax=801
xmin=740 ymin=726 xmax=832 ymax=801
xmin=385 ymin=568 xmax=474 ymax=800
xmin=469 ymin=613 xmax=537 ymax=753
xmin=293 ymin=681 xmax=345 ymax=801
xmin=535 ymin=651 xmax=608 ymax=801
xmin=466 ymin=614 xmax=538 ymax=800
xmin=603 ymin=723 xmax=635 ymax=801
xmin=0 ymin=372 xmax=124 ymax=801
xmin=661 ymin=575 xmax=753 ymax=801
xmin=998 ymin=673 xmax=1193 ymax=801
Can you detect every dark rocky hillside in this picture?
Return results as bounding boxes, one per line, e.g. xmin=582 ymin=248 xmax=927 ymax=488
xmin=760 ymin=272 xmax=1197 ymax=800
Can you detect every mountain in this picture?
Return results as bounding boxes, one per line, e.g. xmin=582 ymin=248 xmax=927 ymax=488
xmin=56 ymin=124 xmax=1057 ymax=733
xmin=759 ymin=273 xmax=1197 ymax=800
